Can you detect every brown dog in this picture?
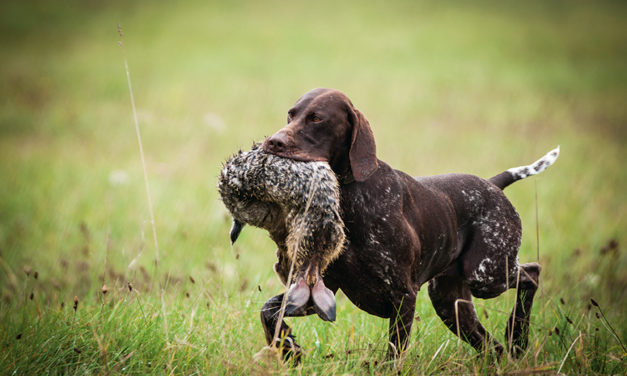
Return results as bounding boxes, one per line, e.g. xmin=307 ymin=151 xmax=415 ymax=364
xmin=259 ymin=88 xmax=559 ymax=361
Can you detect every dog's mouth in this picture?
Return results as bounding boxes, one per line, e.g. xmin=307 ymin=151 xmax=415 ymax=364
xmin=265 ymin=149 xmax=328 ymax=163
xmin=261 ymin=138 xmax=328 ymax=163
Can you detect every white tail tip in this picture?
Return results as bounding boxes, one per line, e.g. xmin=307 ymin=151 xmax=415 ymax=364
xmin=507 ymin=146 xmax=560 ymax=179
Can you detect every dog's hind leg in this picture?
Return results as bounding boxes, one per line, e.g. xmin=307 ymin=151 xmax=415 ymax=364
xmin=505 ymin=262 xmax=541 ymax=357
xmin=260 ymin=293 xmax=315 ymax=364
xmin=428 ymin=270 xmax=504 ymax=354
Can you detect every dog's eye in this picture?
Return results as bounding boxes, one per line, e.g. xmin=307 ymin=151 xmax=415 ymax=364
xmin=311 ymin=116 xmax=322 ymax=123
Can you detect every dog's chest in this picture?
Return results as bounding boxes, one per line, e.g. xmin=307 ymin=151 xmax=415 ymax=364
xmin=333 ymin=182 xmax=412 ymax=285
xmin=336 ymin=172 xmax=463 ymax=289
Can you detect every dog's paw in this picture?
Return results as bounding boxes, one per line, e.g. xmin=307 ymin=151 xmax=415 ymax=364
xmin=273 ymin=337 xmax=302 ymax=366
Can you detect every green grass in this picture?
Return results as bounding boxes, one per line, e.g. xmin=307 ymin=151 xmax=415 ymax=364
xmin=1 ymin=0 xmax=625 ymax=374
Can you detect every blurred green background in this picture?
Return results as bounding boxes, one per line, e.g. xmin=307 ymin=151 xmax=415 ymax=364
xmin=0 ymin=0 xmax=625 ymax=374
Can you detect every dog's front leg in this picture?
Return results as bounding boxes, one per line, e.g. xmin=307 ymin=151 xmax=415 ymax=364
xmin=387 ymin=292 xmax=417 ymax=359
xmin=260 ymin=293 xmax=315 ymax=364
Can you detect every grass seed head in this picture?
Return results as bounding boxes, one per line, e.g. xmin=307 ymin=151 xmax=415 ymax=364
xmin=73 ymin=296 xmax=79 ymax=311
xmin=79 ymin=221 xmax=90 ymax=240
xmin=608 ymin=239 xmax=618 ymax=250
xmin=102 ymin=284 xmax=108 ymax=295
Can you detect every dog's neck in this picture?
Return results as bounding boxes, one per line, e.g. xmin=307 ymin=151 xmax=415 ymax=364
xmin=338 ymin=171 xmax=355 ymax=185
xmin=330 ymin=151 xmax=355 ymax=185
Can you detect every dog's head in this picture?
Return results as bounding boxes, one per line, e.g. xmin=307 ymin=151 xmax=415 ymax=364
xmin=262 ymin=88 xmax=378 ymax=182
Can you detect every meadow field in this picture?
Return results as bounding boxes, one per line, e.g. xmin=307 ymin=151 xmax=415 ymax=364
xmin=0 ymin=0 xmax=625 ymax=374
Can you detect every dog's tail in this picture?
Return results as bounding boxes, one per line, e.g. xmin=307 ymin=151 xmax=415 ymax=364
xmin=489 ymin=146 xmax=560 ymax=190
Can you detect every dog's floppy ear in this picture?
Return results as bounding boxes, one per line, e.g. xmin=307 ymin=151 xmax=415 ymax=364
xmin=348 ymin=107 xmax=378 ymax=182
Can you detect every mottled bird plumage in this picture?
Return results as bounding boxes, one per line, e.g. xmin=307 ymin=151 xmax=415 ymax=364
xmin=218 ymin=144 xmax=345 ymax=285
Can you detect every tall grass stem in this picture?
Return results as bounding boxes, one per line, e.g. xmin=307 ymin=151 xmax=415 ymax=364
xmin=535 ymin=179 xmax=540 ymax=262
xmin=271 ymin=173 xmax=322 ymax=345
xmin=118 ymin=23 xmax=169 ymax=342
xmin=557 ymin=331 xmax=581 ymax=374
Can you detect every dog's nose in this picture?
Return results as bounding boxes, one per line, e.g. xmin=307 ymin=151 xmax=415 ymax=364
xmin=263 ymin=131 xmax=289 ymax=154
